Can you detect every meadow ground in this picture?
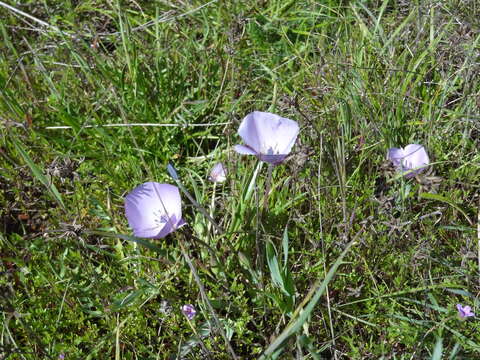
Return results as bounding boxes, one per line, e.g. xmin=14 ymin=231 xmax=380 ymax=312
xmin=1 ymin=0 xmax=479 ymax=358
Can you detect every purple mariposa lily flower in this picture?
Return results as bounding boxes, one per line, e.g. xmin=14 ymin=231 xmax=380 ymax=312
xmin=124 ymin=182 xmax=185 ymax=238
xmin=457 ymin=304 xmax=475 ymax=318
xmin=387 ymin=144 xmax=429 ymax=178
xmin=208 ymin=162 xmax=227 ymax=183
xmin=234 ymin=111 xmax=300 ymax=165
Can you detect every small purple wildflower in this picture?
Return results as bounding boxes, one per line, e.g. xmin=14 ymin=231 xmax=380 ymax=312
xmin=208 ymin=162 xmax=227 ymax=183
xmin=387 ymin=144 xmax=429 ymax=178
xmin=181 ymin=304 xmax=196 ymax=320
xmin=58 ymin=354 xmax=65 ymax=360
xmin=457 ymin=304 xmax=475 ymax=318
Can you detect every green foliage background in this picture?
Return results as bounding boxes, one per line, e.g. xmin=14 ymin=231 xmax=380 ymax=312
xmin=1 ymin=0 xmax=479 ymax=358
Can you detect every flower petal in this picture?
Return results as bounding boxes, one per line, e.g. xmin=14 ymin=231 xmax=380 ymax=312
xmin=456 ymin=303 xmax=474 ymax=318
xmin=387 ymin=147 xmax=405 ymax=168
xmin=402 ymin=144 xmax=429 ymax=178
xmin=181 ymin=304 xmax=197 ymax=320
xmin=253 ymin=111 xmax=299 ymax=154
xmin=154 ymin=215 xmax=183 ymax=238
xmin=238 ymin=112 xmax=263 ymax=153
xmin=234 ymin=144 xmax=257 ymax=155
xmin=258 ymin=154 xmax=288 ymax=164
xmin=125 ymin=182 xmax=183 ymax=238
xmin=388 ymin=144 xmax=430 ymax=178
xmin=403 ymin=144 xmax=429 ymax=168
xmin=238 ymin=111 xmax=299 ymax=157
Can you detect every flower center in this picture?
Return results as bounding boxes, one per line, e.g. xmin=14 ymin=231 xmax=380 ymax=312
xmin=153 ymin=211 xmax=169 ymax=226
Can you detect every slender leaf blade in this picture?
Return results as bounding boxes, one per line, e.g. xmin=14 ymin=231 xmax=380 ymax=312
xmin=420 ymin=192 xmax=472 ymax=225
xmin=266 ymin=240 xmax=283 ymax=289
xmin=431 ymin=337 xmax=443 ymax=360
xmin=261 ymin=239 xmax=356 ymax=358
xmin=13 ymin=138 xmax=65 ymax=209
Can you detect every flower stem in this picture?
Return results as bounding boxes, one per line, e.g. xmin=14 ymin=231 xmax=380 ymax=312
xmin=177 ymin=234 xmax=238 ymax=359
xmin=208 ymin=182 xmax=217 ymax=238
xmin=262 ymin=163 xmax=274 ymax=210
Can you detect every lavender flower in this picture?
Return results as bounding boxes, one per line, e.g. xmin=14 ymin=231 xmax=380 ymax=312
xmin=234 ymin=111 xmax=299 ymax=165
xmin=124 ymin=182 xmax=185 ymax=238
xmin=181 ymin=304 xmax=196 ymax=320
xmin=208 ymin=162 xmax=227 ymax=183
xmin=387 ymin=144 xmax=429 ymax=178
xmin=457 ymin=304 xmax=475 ymax=318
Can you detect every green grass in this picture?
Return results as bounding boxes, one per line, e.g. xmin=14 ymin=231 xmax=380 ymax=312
xmin=1 ymin=0 xmax=479 ymax=358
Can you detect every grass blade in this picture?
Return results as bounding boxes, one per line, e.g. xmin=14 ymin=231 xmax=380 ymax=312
xmin=266 ymin=240 xmax=283 ymax=289
xmin=90 ymin=231 xmax=173 ymax=262
xmin=282 ymin=226 xmax=289 ymax=269
xmin=420 ymin=193 xmax=473 ymax=226
xmin=13 ymin=138 xmax=65 ymax=210
xmin=431 ymin=337 xmax=443 ymax=360
xmin=261 ymin=239 xmax=356 ymax=358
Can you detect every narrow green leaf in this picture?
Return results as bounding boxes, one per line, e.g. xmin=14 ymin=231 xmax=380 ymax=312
xmin=298 ymin=335 xmax=322 ymax=360
xmin=350 ymin=6 xmax=372 ymax=41
xmin=13 ymin=138 xmax=65 ymax=210
xmin=440 ymin=225 xmax=475 ymax=232
xmin=112 ymin=290 xmax=143 ymax=311
xmin=282 ymin=226 xmax=289 ymax=269
xmin=431 ymin=337 xmax=443 ymax=360
xmin=381 ymin=7 xmax=418 ymax=53
xmin=266 ymin=240 xmax=284 ymax=289
xmin=444 ymin=325 xmax=480 ymax=351
xmin=90 ymin=231 xmax=173 ymax=262
xmin=282 ymin=269 xmax=295 ymax=299
xmin=244 ymin=161 xmax=264 ymax=203
xmin=261 ymin=239 xmax=356 ymax=358
xmin=420 ymin=192 xmax=472 ymax=225
xmin=238 ymin=251 xmax=259 ymax=285
xmin=448 ymin=343 xmax=461 ymax=360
